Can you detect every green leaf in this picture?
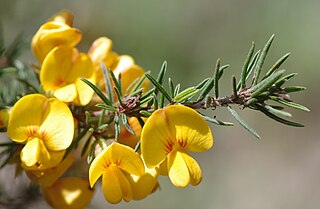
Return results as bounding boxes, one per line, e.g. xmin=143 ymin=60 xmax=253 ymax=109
xmin=100 ymin=63 xmax=114 ymax=104
xmin=214 ymin=59 xmax=220 ymax=98
xmin=241 ymin=42 xmax=255 ymax=89
xmin=109 ymin=70 xmax=122 ymax=96
xmin=168 ymin=77 xmax=175 ymax=98
xmin=195 ymin=78 xmax=210 ymax=90
xmin=256 ymin=104 xmax=304 ymax=127
xmin=269 ymin=96 xmax=310 ymax=112
xmin=95 ymin=103 xmax=117 ymax=112
xmin=218 ymin=64 xmax=230 ymax=80
xmin=284 ymin=86 xmax=306 ymax=93
xmin=139 ymin=110 xmax=152 ymax=117
xmin=264 ymin=105 xmax=292 ymax=118
xmin=198 ymin=112 xmax=233 ymax=126
xmin=0 ymin=67 xmax=17 ymax=76
xmin=114 ymin=86 xmax=123 ymax=104
xmin=114 ymin=115 xmax=121 ymax=140
xmin=263 ymin=52 xmax=290 ymax=80
xmin=81 ymin=78 xmax=112 ymax=106
xmin=121 ymin=114 xmax=135 ymax=135
xmin=249 ymin=69 xmax=285 ymax=97
xmin=157 ymin=61 xmax=167 ymax=85
xmin=252 ymin=34 xmax=275 ymax=85
xmin=153 ymin=93 xmax=159 ymax=110
xmin=174 ymin=87 xmax=200 ymax=103
xmin=197 ymin=78 xmax=214 ymax=101
xmin=145 ymin=73 xmax=172 ymax=102
xmin=174 ymin=83 xmax=180 ymax=97
xmin=139 ymin=95 xmax=153 ymax=106
xmin=274 ymin=73 xmax=297 ymax=88
xmin=227 ymin=106 xmax=261 ymax=139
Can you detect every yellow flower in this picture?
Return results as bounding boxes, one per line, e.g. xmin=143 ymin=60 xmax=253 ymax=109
xmin=49 ymin=10 xmax=74 ymax=26
xmin=89 ymin=142 xmax=145 ymax=204
xmin=40 ymin=46 xmax=96 ymax=106
xmin=32 ymin=21 xmax=82 ymax=64
xmin=141 ymin=105 xmax=213 ymax=187
xmin=42 ymin=177 xmax=94 ymax=209
xmin=25 ymin=154 xmax=75 ymax=186
xmin=7 ymin=94 xmax=74 ymax=170
xmin=113 ymin=55 xmax=149 ymax=95
xmin=0 ymin=108 xmax=10 ymax=128
xmin=125 ymin=163 xmax=160 ymax=200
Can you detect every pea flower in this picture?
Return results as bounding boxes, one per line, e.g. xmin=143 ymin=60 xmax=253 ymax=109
xmin=32 ymin=21 xmax=82 ymax=64
xmin=49 ymin=10 xmax=74 ymax=26
xmin=40 ymin=46 xmax=96 ymax=106
xmin=42 ymin=177 xmax=94 ymax=209
xmin=141 ymin=105 xmax=213 ymax=188
xmin=89 ymin=142 xmax=145 ymax=204
xmin=7 ymin=94 xmax=74 ymax=170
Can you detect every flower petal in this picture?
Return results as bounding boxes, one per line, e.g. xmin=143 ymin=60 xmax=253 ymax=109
xmin=32 ymin=22 xmax=81 ymax=63
xmin=42 ymin=177 xmax=94 ymax=209
xmin=53 ymin=83 xmax=77 ymax=103
xmin=164 ymin=105 xmax=213 ymax=152
xmin=102 ymin=167 xmax=132 ymax=204
xmin=167 ymin=150 xmax=190 ymax=188
xmin=75 ymin=76 xmax=95 ymax=106
xmin=40 ymin=98 xmax=74 ymax=151
xmin=21 ymin=137 xmax=50 ymax=168
xmin=7 ymin=94 xmax=47 ymax=143
xmin=89 ymin=148 xmax=108 ymax=188
xmin=141 ymin=109 xmax=176 ymax=168
xmin=181 ymin=153 xmax=202 ymax=186
xmin=40 ymin=46 xmax=73 ymax=91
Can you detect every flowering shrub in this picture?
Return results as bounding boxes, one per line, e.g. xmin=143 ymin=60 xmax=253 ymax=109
xmin=0 ymin=10 xmax=308 ymax=209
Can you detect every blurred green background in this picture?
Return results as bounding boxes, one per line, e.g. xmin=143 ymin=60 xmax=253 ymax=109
xmin=1 ymin=0 xmax=319 ymax=208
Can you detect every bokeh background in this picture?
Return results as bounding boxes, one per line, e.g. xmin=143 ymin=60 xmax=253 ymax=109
xmin=0 ymin=0 xmax=319 ymax=208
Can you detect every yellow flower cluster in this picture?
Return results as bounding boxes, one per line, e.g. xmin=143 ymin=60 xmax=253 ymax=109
xmin=2 ymin=10 xmax=214 ymax=209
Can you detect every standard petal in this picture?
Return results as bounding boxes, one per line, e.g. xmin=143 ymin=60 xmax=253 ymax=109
xmin=40 ymin=98 xmax=74 ymax=151
xmin=181 ymin=153 xmax=202 ymax=186
xmin=40 ymin=46 xmax=73 ymax=91
xmin=164 ymin=105 xmax=213 ymax=152
xmin=66 ymin=52 xmax=94 ymax=83
xmin=167 ymin=151 xmax=190 ymax=188
xmin=75 ymin=76 xmax=95 ymax=106
xmin=88 ymin=37 xmax=113 ymax=63
xmin=108 ymin=143 xmax=145 ymax=176
xmin=141 ymin=108 xmax=176 ymax=168
xmin=53 ymin=83 xmax=77 ymax=103
xmin=7 ymin=94 xmax=47 ymax=143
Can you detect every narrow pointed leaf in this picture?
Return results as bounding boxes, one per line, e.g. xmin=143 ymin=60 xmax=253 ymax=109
xmin=241 ymin=42 xmax=255 ymax=89
xmin=195 ymin=78 xmax=210 ymax=90
xmin=81 ymin=78 xmax=112 ymax=106
xmin=218 ymin=64 xmax=230 ymax=80
xmin=174 ymin=83 xmax=180 ymax=97
xmin=249 ymin=69 xmax=285 ymax=97
xmin=263 ymin=52 xmax=290 ymax=79
xmin=264 ymin=105 xmax=292 ymax=118
xmin=269 ymin=96 xmax=310 ymax=112
xmin=145 ymin=73 xmax=172 ymax=102
xmin=197 ymin=78 xmax=214 ymax=101
xmin=169 ymin=77 xmax=175 ymax=98
xmin=198 ymin=112 xmax=233 ymax=126
xmin=101 ymin=63 xmax=114 ymax=104
xmin=114 ymin=115 xmax=121 ymax=140
xmin=227 ymin=106 xmax=261 ymax=139
xmin=274 ymin=73 xmax=297 ymax=88
xmin=256 ymin=104 xmax=304 ymax=127
xmin=214 ymin=59 xmax=220 ymax=98
xmin=95 ymin=103 xmax=117 ymax=112
xmin=253 ymin=34 xmax=275 ymax=85
xmin=120 ymin=114 xmax=135 ymax=135
xmin=284 ymin=86 xmax=306 ymax=93
xmin=109 ymin=70 xmax=121 ymax=96
xmin=174 ymin=87 xmax=199 ymax=103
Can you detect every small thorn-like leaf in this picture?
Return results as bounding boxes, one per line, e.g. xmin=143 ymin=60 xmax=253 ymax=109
xmin=114 ymin=115 xmax=121 ymax=140
xmin=284 ymin=86 xmax=306 ymax=93
xmin=264 ymin=105 xmax=292 ymax=118
xmin=256 ymin=104 xmax=304 ymax=127
xmin=174 ymin=83 xmax=181 ymax=97
xmin=101 ymin=63 xmax=114 ymax=104
xmin=269 ymin=96 xmax=310 ymax=112
xmin=121 ymin=114 xmax=135 ymax=135
xmin=95 ymin=103 xmax=117 ymax=112
xmin=197 ymin=78 xmax=214 ymax=101
xmin=169 ymin=77 xmax=175 ymax=98
xmin=263 ymin=52 xmax=290 ymax=80
xmin=274 ymin=73 xmax=297 ymax=89
xmin=145 ymin=73 xmax=172 ymax=102
xmin=252 ymin=34 xmax=275 ymax=85
xmin=109 ymin=70 xmax=121 ymax=96
xmin=139 ymin=110 xmax=152 ymax=117
xmin=174 ymin=87 xmax=200 ymax=103
xmin=227 ymin=106 xmax=261 ymax=139
xmin=241 ymin=42 xmax=255 ymax=89
xmin=214 ymin=59 xmax=221 ymax=98
xmin=218 ymin=64 xmax=230 ymax=80
xmin=198 ymin=112 xmax=234 ymax=126
xmin=81 ymin=78 xmax=112 ymax=106
xmin=249 ymin=69 xmax=285 ymax=97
